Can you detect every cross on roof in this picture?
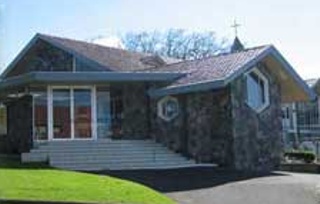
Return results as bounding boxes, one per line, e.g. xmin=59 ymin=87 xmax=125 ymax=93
xmin=231 ymin=19 xmax=241 ymax=37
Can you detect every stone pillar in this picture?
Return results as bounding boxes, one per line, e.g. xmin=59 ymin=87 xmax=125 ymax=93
xmin=6 ymin=95 xmax=33 ymax=154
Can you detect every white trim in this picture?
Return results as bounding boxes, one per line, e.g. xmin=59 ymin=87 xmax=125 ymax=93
xmin=72 ymin=56 xmax=76 ymax=72
xmin=31 ymin=88 xmax=49 ymax=142
xmin=70 ymin=88 xmax=75 ymax=140
xmin=292 ymin=103 xmax=298 ymax=133
xmin=91 ymin=86 xmax=97 ymax=140
xmin=48 ymin=86 xmax=53 ymax=141
xmin=245 ymin=67 xmax=270 ymax=113
xmin=49 ymin=85 xmax=95 ymax=141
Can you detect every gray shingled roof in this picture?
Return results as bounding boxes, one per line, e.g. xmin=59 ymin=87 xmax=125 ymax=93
xmin=145 ymin=45 xmax=271 ymax=88
xmin=39 ymin=34 xmax=273 ymax=89
xmin=1 ymin=33 xmax=315 ymax=100
xmin=39 ymin=34 xmax=180 ymax=71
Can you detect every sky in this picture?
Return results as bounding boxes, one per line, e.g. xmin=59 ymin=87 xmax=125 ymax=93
xmin=1 ymin=0 xmax=320 ymax=79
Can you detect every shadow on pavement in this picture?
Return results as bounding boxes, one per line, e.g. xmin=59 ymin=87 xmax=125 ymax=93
xmin=95 ymin=167 xmax=287 ymax=193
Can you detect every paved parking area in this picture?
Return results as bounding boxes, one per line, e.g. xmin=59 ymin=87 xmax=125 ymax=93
xmin=167 ymin=171 xmax=320 ymax=204
xmin=102 ymin=167 xmax=320 ymax=204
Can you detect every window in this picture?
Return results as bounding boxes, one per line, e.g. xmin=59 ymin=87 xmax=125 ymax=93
xmin=246 ymin=68 xmax=270 ymax=112
xmin=32 ymin=88 xmax=48 ymax=140
xmin=96 ymin=87 xmax=112 ymax=139
xmin=157 ymin=96 xmax=179 ymax=121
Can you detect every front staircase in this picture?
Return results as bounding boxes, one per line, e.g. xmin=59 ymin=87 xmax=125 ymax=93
xmin=22 ymin=140 xmax=201 ymax=171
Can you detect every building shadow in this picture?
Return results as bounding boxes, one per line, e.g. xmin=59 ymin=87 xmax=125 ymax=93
xmin=96 ymin=167 xmax=287 ymax=193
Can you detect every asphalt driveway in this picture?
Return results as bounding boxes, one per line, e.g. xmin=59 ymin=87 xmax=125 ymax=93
xmin=102 ymin=167 xmax=320 ymax=204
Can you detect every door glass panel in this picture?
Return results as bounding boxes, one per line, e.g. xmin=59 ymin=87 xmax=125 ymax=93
xmin=52 ymin=89 xmax=71 ymax=139
xmin=96 ymin=87 xmax=111 ymax=138
xmin=74 ymin=89 xmax=92 ymax=139
xmin=33 ymin=89 xmax=48 ymax=140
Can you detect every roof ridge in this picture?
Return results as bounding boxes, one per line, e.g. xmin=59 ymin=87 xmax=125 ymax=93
xmin=143 ymin=44 xmax=273 ymax=71
xmin=37 ymin=33 xmax=181 ymax=63
xmin=37 ymin=33 xmax=153 ymax=57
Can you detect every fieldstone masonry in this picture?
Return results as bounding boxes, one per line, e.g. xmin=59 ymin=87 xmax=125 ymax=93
xmin=5 ymin=95 xmax=33 ymax=154
xmin=231 ymin=65 xmax=282 ymax=171
xmin=112 ymin=83 xmax=149 ymax=139
xmin=150 ymin=64 xmax=282 ymax=172
xmin=150 ymin=88 xmax=234 ymax=166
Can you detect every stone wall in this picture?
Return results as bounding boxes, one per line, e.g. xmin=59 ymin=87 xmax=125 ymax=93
xmin=0 ymin=135 xmax=8 ymax=153
xmin=111 ymin=83 xmax=149 ymax=139
xmin=150 ymin=94 xmax=186 ymax=152
xmin=150 ymin=89 xmax=234 ymax=166
xmin=5 ymin=96 xmax=33 ymax=154
xmin=186 ymin=89 xmax=233 ymax=165
xmin=231 ymin=64 xmax=282 ymax=172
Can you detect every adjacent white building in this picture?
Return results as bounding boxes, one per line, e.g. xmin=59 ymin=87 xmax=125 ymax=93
xmin=282 ymin=78 xmax=320 ymax=157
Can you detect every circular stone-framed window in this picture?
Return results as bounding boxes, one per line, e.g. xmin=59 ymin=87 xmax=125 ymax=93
xmin=157 ymin=96 xmax=179 ymax=121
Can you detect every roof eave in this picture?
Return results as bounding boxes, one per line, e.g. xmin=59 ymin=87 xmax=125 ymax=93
xmin=0 ymin=34 xmax=40 ymax=79
xmin=149 ymin=45 xmax=316 ymax=101
xmin=269 ymin=47 xmax=317 ymax=101
xmin=0 ymin=34 xmax=117 ymax=79
xmin=0 ymin=72 xmax=184 ymax=90
xmin=148 ymin=79 xmax=225 ymax=98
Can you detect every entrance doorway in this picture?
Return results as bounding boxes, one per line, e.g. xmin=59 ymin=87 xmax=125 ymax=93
xmin=50 ymin=87 xmax=93 ymax=140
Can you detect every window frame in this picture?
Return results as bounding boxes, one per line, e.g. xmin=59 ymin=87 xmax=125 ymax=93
xmin=245 ymin=68 xmax=270 ymax=113
xmin=157 ymin=96 xmax=179 ymax=122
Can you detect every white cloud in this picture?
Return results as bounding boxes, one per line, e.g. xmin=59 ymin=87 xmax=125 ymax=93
xmin=92 ymin=36 xmax=125 ymax=49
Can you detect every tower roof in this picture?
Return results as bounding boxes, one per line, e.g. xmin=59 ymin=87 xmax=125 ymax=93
xmin=230 ymin=37 xmax=244 ymax=53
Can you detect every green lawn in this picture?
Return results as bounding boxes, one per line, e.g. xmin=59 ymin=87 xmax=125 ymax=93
xmin=0 ymin=158 xmax=175 ymax=204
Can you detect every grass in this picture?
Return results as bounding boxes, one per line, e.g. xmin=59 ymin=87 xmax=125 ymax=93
xmin=0 ymin=157 xmax=175 ymax=204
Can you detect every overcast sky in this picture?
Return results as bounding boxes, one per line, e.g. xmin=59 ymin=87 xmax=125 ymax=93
xmin=1 ymin=0 xmax=320 ymax=79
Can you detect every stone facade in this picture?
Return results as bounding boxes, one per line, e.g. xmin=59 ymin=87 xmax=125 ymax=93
xmin=186 ymin=89 xmax=234 ymax=165
xmin=5 ymin=96 xmax=33 ymax=154
xmin=150 ymin=89 xmax=234 ymax=166
xmin=150 ymin=64 xmax=282 ymax=171
xmin=231 ymin=64 xmax=282 ymax=172
xmin=111 ymin=82 xmax=150 ymax=139
xmin=150 ymin=94 xmax=185 ymax=153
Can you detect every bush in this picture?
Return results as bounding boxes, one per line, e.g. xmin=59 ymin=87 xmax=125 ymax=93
xmin=284 ymin=151 xmax=316 ymax=163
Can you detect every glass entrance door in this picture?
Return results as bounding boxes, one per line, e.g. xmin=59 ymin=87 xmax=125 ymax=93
xmin=74 ymin=89 xmax=92 ymax=139
xmin=52 ymin=89 xmax=71 ymax=139
xmin=51 ymin=87 xmax=93 ymax=140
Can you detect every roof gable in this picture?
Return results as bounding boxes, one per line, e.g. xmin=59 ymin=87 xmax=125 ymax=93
xmin=1 ymin=33 xmax=180 ymax=78
xmin=149 ymin=45 xmax=316 ymax=102
xmin=3 ymin=38 xmax=75 ymax=78
xmin=146 ymin=45 xmax=271 ymax=87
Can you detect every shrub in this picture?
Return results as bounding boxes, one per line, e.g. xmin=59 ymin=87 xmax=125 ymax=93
xmin=284 ymin=151 xmax=316 ymax=163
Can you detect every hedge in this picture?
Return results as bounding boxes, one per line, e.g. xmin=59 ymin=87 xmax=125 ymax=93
xmin=284 ymin=151 xmax=315 ymax=163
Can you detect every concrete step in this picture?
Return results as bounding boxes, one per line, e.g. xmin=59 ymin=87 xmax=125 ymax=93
xmin=52 ymin=161 xmax=196 ymax=171
xmin=50 ymin=157 xmax=191 ymax=165
xmin=49 ymin=152 xmax=181 ymax=159
xmin=45 ymin=140 xmax=159 ymax=147
xmin=21 ymin=152 xmax=48 ymax=162
xmin=23 ymin=139 xmax=198 ymax=170
xmin=32 ymin=146 xmax=168 ymax=153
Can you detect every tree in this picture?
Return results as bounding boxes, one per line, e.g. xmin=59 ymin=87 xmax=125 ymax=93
xmin=121 ymin=29 xmax=227 ymax=60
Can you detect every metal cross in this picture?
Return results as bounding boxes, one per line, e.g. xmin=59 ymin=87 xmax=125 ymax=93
xmin=231 ymin=19 xmax=241 ymax=37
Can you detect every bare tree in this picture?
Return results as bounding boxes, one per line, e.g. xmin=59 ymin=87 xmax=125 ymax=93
xmin=122 ymin=29 xmax=227 ymax=60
